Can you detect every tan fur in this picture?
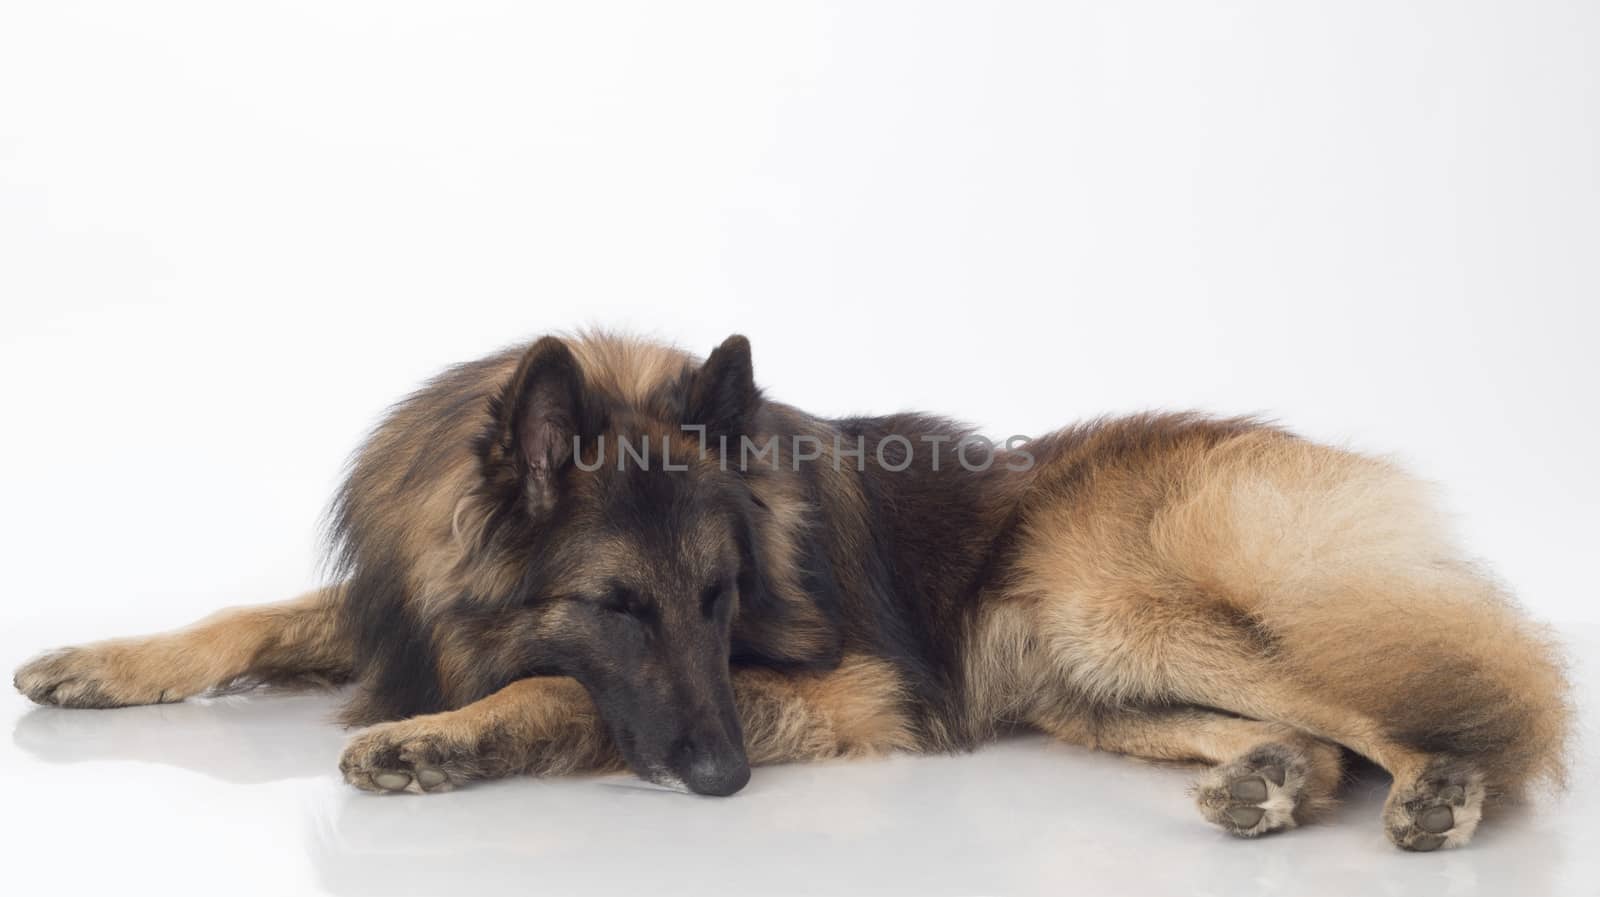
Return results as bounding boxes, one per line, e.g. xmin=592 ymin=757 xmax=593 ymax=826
xmin=1036 ymin=705 xmax=1343 ymax=833
xmin=565 ymin=329 xmax=693 ymax=411
xmin=963 ymin=417 xmax=1569 ymax=847
xmin=341 ymin=677 xmax=623 ymax=793
xmin=14 ymin=586 xmax=348 ymax=707
xmin=736 ymin=656 xmax=917 ymax=763
xmin=1158 ymin=432 xmax=1569 ymax=791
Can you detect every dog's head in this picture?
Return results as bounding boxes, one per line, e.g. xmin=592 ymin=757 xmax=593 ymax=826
xmin=471 ymin=334 xmax=837 ymax=795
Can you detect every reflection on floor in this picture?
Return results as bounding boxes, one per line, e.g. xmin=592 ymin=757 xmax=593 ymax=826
xmin=4 ymin=626 xmax=1595 ymax=896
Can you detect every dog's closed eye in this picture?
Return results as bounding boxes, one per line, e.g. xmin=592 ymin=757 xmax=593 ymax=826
xmin=601 ymin=584 xmax=656 ymax=623
xmin=700 ymin=582 xmax=734 ymax=618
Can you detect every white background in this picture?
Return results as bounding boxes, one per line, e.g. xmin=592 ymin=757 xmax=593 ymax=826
xmin=1 ymin=2 xmax=1595 ymax=896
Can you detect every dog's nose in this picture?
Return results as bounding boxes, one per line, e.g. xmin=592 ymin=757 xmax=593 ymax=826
xmin=675 ymin=727 xmax=750 ymax=797
xmin=684 ymin=752 xmax=750 ymax=796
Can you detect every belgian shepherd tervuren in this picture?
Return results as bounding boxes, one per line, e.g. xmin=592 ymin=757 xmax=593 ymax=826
xmin=15 ymin=332 xmax=1570 ymax=850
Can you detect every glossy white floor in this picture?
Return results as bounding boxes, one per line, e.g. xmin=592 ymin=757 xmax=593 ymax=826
xmin=1 ymin=624 xmax=1593 ymax=897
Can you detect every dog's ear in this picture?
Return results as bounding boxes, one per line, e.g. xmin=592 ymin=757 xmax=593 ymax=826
xmin=684 ymin=334 xmax=760 ymax=440
xmin=484 ymin=337 xmax=596 ymax=515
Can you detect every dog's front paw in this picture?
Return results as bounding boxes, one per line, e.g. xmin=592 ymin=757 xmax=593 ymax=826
xmin=14 ymin=645 xmax=179 ymax=709
xmin=340 ymin=720 xmax=487 ymax=795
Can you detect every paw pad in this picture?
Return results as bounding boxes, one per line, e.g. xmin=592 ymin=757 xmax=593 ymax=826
xmin=340 ymin=723 xmax=478 ymax=795
xmin=1417 ymin=806 xmax=1454 ymax=834
xmin=1384 ymin=762 xmax=1485 ymax=852
xmin=1230 ymin=776 xmax=1268 ymax=802
xmin=373 ymin=772 xmax=412 ymax=791
xmin=1226 ymin=806 xmax=1265 ymax=828
xmin=1195 ymin=743 xmax=1314 ymax=838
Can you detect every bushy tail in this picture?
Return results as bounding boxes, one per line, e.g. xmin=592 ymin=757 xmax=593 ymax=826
xmin=1156 ymin=431 xmax=1573 ymax=795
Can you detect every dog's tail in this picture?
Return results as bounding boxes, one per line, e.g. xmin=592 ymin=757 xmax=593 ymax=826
xmin=1157 ymin=431 xmax=1573 ymax=796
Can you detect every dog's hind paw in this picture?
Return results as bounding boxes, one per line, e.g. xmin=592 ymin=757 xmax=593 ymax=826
xmin=340 ymin=719 xmax=484 ymax=795
xmin=1384 ymin=761 xmax=1485 ymax=851
xmin=1194 ymin=742 xmax=1332 ymax=837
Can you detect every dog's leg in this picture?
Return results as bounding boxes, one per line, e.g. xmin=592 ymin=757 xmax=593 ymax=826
xmin=341 ymin=656 xmax=916 ymax=793
xmin=1179 ymin=680 xmax=1492 ymax=851
xmin=733 ymin=656 xmax=918 ymax=764
xmin=1011 ymin=428 xmax=1570 ymax=849
xmin=1037 ymin=705 xmax=1343 ymax=837
xmin=340 ymin=676 xmax=620 ymax=793
xmin=14 ymin=586 xmax=350 ymax=708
